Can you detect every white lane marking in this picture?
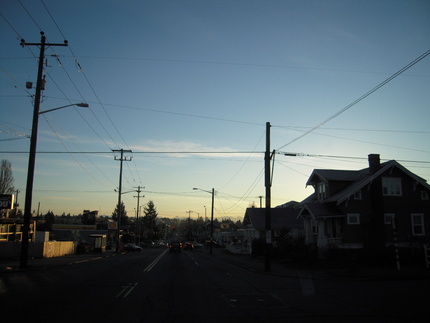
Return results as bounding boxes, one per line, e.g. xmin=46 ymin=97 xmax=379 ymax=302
xmin=143 ymin=248 xmax=168 ymax=272
xmin=116 ymin=282 xmax=138 ymax=298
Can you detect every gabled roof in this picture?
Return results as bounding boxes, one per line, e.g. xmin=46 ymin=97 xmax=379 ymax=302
xmin=298 ymin=203 xmax=343 ymax=218
xmin=244 ymin=207 xmax=303 ymax=231
xmin=306 ymin=169 xmax=365 ymax=186
xmin=305 ymin=159 xmax=430 ymax=206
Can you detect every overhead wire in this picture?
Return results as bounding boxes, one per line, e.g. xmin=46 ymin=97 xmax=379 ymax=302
xmin=2 ymin=2 xmax=135 ymax=191
xmin=277 ymin=127 xmax=430 ymax=154
xmin=219 ymin=130 xmax=265 ymax=190
xmin=42 ymin=115 xmax=114 ymax=188
xmin=276 ymin=48 xmax=430 ymax=150
xmin=41 ymin=0 xmax=143 ymax=186
xmin=39 ymin=0 xmax=121 ymax=149
xmin=73 ymin=55 xmax=430 ymax=78
xmin=42 ymin=113 xmax=117 ymax=187
xmin=276 ymin=124 xmax=430 ymax=135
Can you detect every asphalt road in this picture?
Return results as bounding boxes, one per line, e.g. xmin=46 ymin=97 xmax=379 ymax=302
xmin=1 ymin=248 xmax=429 ymax=322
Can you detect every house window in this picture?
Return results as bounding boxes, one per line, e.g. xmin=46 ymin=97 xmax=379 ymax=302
xmin=411 ymin=214 xmax=424 ymax=236
xmin=311 ymin=218 xmax=319 ymax=235
xmin=347 ymin=213 xmax=360 ymax=225
xmin=382 ymin=177 xmax=402 ymax=196
xmin=317 ymin=182 xmax=327 ymax=201
xmin=384 ymin=213 xmax=395 ymax=225
xmin=353 ymin=190 xmax=362 ymax=200
xmin=422 ymin=191 xmax=429 ymax=200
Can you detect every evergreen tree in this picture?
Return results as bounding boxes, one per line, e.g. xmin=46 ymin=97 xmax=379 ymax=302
xmin=112 ymin=201 xmax=128 ymax=225
xmin=142 ymin=200 xmax=158 ymax=239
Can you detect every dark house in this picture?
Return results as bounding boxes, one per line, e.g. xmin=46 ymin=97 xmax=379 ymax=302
xmin=243 ymin=207 xmax=303 ymax=248
xmin=299 ymin=154 xmax=430 ymax=259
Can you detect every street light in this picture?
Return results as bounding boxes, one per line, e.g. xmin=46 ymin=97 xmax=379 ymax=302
xmin=193 ymin=187 xmax=215 ymax=254
xmin=39 ymin=103 xmax=89 ymax=114
xmin=20 ymin=102 xmax=89 ymax=268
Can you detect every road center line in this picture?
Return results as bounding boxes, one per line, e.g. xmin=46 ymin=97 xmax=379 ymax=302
xmin=143 ymin=248 xmax=168 ymax=272
xmin=116 ymin=282 xmax=138 ymax=298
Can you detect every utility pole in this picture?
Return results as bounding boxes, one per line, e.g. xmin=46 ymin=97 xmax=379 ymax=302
xmin=265 ymin=122 xmax=272 ymax=272
xmin=210 ymin=188 xmax=214 ymax=255
xmin=113 ymin=149 xmax=132 ymax=252
xmin=134 ymin=186 xmax=144 ymax=244
xmin=19 ymin=32 xmax=68 ymax=268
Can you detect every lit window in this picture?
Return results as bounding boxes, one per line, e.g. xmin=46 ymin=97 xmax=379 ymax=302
xmin=411 ymin=214 xmax=424 ymax=236
xmin=384 ymin=213 xmax=395 ymax=225
xmin=382 ymin=177 xmax=402 ymax=196
xmin=317 ymin=183 xmax=327 ymax=201
xmin=347 ymin=213 xmax=360 ymax=225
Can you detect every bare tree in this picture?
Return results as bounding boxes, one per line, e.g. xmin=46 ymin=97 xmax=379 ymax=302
xmin=0 ymin=159 xmax=15 ymax=194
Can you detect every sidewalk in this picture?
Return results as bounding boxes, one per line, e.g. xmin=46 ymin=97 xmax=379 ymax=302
xmin=212 ymin=248 xmax=430 ymax=281
xmin=0 ymin=250 xmax=117 ymax=273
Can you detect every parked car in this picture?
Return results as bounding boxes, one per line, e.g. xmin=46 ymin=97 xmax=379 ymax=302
xmin=169 ymin=241 xmax=182 ymax=253
xmin=193 ymin=242 xmax=203 ymax=248
xmin=183 ymin=242 xmax=194 ymax=251
xmin=141 ymin=240 xmax=154 ymax=248
xmin=124 ymin=243 xmax=143 ymax=252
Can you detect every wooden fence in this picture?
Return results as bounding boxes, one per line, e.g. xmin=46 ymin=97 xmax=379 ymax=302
xmin=0 ymin=241 xmax=76 ymax=259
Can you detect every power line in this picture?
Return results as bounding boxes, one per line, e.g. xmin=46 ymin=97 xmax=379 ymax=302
xmin=105 ymin=102 xmax=264 ymax=127
xmin=41 ymin=0 xmax=143 ymax=185
xmin=0 ymin=150 xmax=264 ymax=155
xmin=42 ymin=115 xmax=116 ymax=188
xmin=18 ymin=0 xmax=42 ymax=31
xmin=277 ymin=49 xmax=430 ymax=150
xmin=69 ymin=55 xmax=430 ymax=78
xmin=275 ymin=124 xmax=430 ymax=134
xmin=279 ymin=152 xmax=430 ymax=164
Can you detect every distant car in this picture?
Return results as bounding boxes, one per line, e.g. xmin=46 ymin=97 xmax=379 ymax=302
xmin=169 ymin=241 xmax=182 ymax=253
xmin=183 ymin=242 xmax=194 ymax=251
xmin=124 ymin=243 xmax=143 ymax=252
xmin=141 ymin=240 xmax=154 ymax=248
xmin=154 ymin=240 xmax=167 ymax=247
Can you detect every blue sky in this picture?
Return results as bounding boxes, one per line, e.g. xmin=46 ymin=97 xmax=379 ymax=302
xmin=1 ymin=0 xmax=429 ymax=221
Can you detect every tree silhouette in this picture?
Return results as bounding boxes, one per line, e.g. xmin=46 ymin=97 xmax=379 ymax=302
xmin=142 ymin=200 xmax=158 ymax=239
xmin=112 ymin=201 xmax=128 ymax=225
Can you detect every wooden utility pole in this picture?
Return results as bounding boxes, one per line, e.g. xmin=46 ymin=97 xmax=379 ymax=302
xmin=265 ymin=122 xmax=272 ymax=272
xmin=19 ymin=32 xmax=68 ymax=268
xmin=113 ymin=149 xmax=132 ymax=252
xmin=134 ymin=186 xmax=144 ymax=244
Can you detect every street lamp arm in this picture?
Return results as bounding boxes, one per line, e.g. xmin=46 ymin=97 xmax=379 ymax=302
xmin=193 ymin=187 xmax=213 ymax=194
xmin=39 ymin=103 xmax=89 ymax=114
xmin=114 ymin=189 xmax=135 ymax=195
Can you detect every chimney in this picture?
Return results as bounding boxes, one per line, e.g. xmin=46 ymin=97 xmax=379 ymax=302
xmin=368 ymin=154 xmax=380 ymax=174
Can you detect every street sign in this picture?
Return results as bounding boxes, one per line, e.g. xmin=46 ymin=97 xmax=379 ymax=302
xmin=0 ymin=194 xmax=14 ymax=210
